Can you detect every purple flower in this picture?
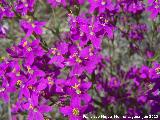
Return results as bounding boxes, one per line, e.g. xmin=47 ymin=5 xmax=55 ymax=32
xmin=0 ymin=77 xmax=16 ymax=102
xmin=0 ymin=4 xmax=14 ymax=20
xmin=37 ymin=77 xmax=54 ymax=91
xmin=20 ymin=39 xmax=45 ymax=65
xmin=25 ymin=65 xmax=45 ymax=79
xmin=49 ymin=48 xmax=65 ymax=68
xmin=97 ymin=13 xmax=114 ymax=39
xmin=88 ymin=0 xmax=114 ymax=13
xmin=146 ymin=50 xmax=155 ymax=58
xmin=122 ymin=0 xmax=145 ymax=14
xmin=20 ymin=20 xmax=46 ymax=38
xmin=147 ymin=0 xmax=160 ymax=19
xmin=60 ymin=96 xmax=87 ymax=120
xmin=128 ymin=23 xmax=147 ymax=41
xmin=108 ymin=77 xmax=121 ymax=88
xmin=47 ymin=0 xmax=66 ymax=8
xmin=65 ymin=77 xmax=92 ymax=103
xmin=23 ymin=93 xmax=52 ymax=120
xmin=14 ymin=0 xmax=36 ymax=16
xmin=149 ymin=61 xmax=160 ymax=79
xmin=67 ymin=46 xmax=101 ymax=76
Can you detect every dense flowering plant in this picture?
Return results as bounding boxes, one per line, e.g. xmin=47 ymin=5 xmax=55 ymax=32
xmin=0 ymin=0 xmax=160 ymax=120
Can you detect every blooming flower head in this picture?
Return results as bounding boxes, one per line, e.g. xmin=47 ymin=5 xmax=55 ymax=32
xmin=14 ymin=0 xmax=36 ymax=16
xmin=23 ymin=93 xmax=52 ymax=120
xmin=88 ymin=0 xmax=114 ymax=13
xmin=147 ymin=0 xmax=160 ymax=19
xmin=149 ymin=61 xmax=160 ymax=79
xmin=0 ymin=2 xmax=14 ymax=20
xmin=60 ymin=96 xmax=87 ymax=120
xmin=47 ymin=0 xmax=66 ymax=8
xmin=108 ymin=77 xmax=121 ymax=88
xmin=67 ymin=45 xmax=101 ymax=76
xmin=20 ymin=20 xmax=46 ymax=38
xmin=65 ymin=77 xmax=92 ymax=103
xmin=20 ymin=39 xmax=45 ymax=65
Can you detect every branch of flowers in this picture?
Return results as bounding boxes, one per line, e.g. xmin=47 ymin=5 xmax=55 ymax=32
xmin=3 ymin=1 xmax=49 ymax=51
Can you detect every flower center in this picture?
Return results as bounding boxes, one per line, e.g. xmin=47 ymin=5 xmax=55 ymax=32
xmin=48 ymin=77 xmax=54 ymax=85
xmin=155 ymin=67 xmax=160 ymax=74
xmin=23 ymin=41 xmax=27 ymax=47
xmin=28 ymin=85 xmax=33 ymax=90
xmin=72 ymin=83 xmax=80 ymax=89
xmin=29 ymin=104 xmax=34 ymax=109
xmin=27 ymin=47 xmax=32 ymax=52
xmin=90 ymin=31 xmax=94 ymax=36
xmin=51 ymin=48 xmax=57 ymax=55
xmin=155 ymin=4 xmax=159 ymax=9
xmin=105 ymin=19 xmax=109 ymax=23
xmin=31 ymin=23 xmax=35 ymax=28
xmin=27 ymin=66 xmax=34 ymax=74
xmin=41 ymin=91 xmax=46 ymax=96
xmin=0 ymin=87 xmax=5 ymax=92
xmin=24 ymin=3 xmax=28 ymax=7
xmin=72 ymin=108 xmax=79 ymax=116
xmin=76 ymin=57 xmax=82 ymax=63
xmin=76 ymin=89 xmax=81 ymax=94
xmin=16 ymin=80 xmax=22 ymax=86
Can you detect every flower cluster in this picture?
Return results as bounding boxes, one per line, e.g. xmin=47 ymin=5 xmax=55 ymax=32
xmin=0 ymin=0 xmax=160 ymax=120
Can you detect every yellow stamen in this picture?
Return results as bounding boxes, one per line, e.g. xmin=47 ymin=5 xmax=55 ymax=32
xmin=72 ymin=83 xmax=80 ymax=89
xmin=51 ymin=48 xmax=57 ymax=55
xmin=155 ymin=67 xmax=160 ymax=74
xmin=23 ymin=41 xmax=27 ymax=47
xmin=27 ymin=66 xmax=34 ymax=74
xmin=28 ymin=85 xmax=33 ymax=90
xmin=27 ymin=47 xmax=32 ymax=52
xmin=24 ymin=3 xmax=28 ymax=7
xmin=29 ymin=104 xmax=34 ymax=109
xmin=105 ymin=19 xmax=109 ymax=23
xmin=1 ymin=56 xmax=5 ymax=60
xmin=48 ymin=77 xmax=54 ymax=85
xmin=76 ymin=57 xmax=82 ymax=63
xmin=72 ymin=108 xmax=79 ymax=116
xmin=31 ymin=23 xmax=35 ymax=28
xmin=16 ymin=80 xmax=22 ymax=86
